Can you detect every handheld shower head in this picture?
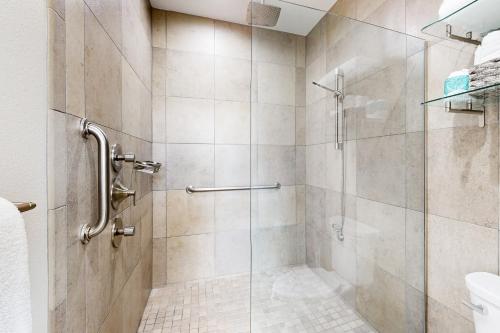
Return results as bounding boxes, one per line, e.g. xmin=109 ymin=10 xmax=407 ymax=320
xmin=246 ymin=1 xmax=281 ymax=27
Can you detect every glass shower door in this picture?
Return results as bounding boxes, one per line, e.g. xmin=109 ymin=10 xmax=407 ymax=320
xmin=249 ymin=2 xmax=425 ymax=332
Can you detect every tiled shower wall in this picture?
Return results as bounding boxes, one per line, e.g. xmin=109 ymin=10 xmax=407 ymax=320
xmin=151 ymin=10 xmax=306 ymax=286
xmin=47 ymin=0 xmax=153 ymax=332
xmin=304 ymin=7 xmax=425 ymax=332
xmin=329 ymin=0 xmax=500 ymax=332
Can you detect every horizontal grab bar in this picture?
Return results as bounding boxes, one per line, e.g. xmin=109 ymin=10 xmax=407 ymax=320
xmin=186 ymin=182 xmax=281 ymax=194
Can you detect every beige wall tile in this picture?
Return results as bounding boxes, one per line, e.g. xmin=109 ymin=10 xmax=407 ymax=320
xmin=406 ymin=209 xmax=424 ymax=292
xmin=252 ymin=185 xmax=297 ymax=229
xmin=167 ymin=190 xmax=214 ymax=237
xmin=214 ymin=100 xmax=251 ymax=144
xmin=84 ymin=0 xmax=122 ymax=48
xmin=427 ymin=125 xmax=499 ymax=228
xmin=252 ymin=225 xmax=300 ymax=270
xmin=84 ymin=6 xmax=122 ymax=130
xmin=296 ymin=145 xmax=306 ymax=185
xmin=152 ymin=9 xmax=166 ymax=48
xmin=296 ymin=36 xmax=305 ymax=68
xmin=215 ymin=191 xmax=251 ymax=232
xmin=356 ymin=198 xmax=406 ymax=279
xmin=428 ymin=214 xmax=498 ymax=320
xmin=153 ymin=191 xmax=166 ymax=238
xmin=306 ymin=144 xmax=326 ymax=188
xmin=166 ymin=97 xmax=214 ymax=143
xmin=152 ymin=47 xmax=166 ymax=97
xmin=122 ymin=59 xmax=151 ymax=141
xmin=66 ymin=242 xmax=86 ymax=332
xmin=306 ymin=98 xmax=326 ymax=145
xmin=65 ymin=0 xmax=85 ymax=118
xmin=427 ymin=297 xmax=474 ymax=333
xmin=406 ymin=131 xmax=424 ymax=212
xmin=48 ymin=110 xmax=67 ymax=209
xmin=215 ymin=21 xmax=251 ymax=60
xmin=215 ymin=145 xmax=250 ymax=187
xmin=305 ymin=18 xmax=325 ymax=66
xmin=215 ymin=230 xmax=251 ymax=275
xmin=405 ymin=0 xmax=442 ymax=38
xmin=166 ymin=144 xmax=214 ymax=190
xmin=152 ymin=143 xmax=166 ymax=190
xmin=49 ymin=0 xmax=65 ymax=18
xmin=166 ymin=12 xmax=214 ymax=54
xmin=166 ymin=50 xmax=214 ymax=99
xmin=215 ymin=56 xmax=251 ymax=102
xmin=253 ymin=28 xmax=296 ymax=66
xmin=167 ymin=234 xmax=215 ymax=282
xmin=295 ymin=67 xmax=306 ymax=107
xmin=257 ymin=63 xmax=295 ymax=106
xmin=152 ymin=95 xmax=166 ymax=143
xmin=48 ymin=8 xmax=66 ymax=112
xmin=356 ymin=0 xmax=405 ymax=33
xmin=254 ymin=145 xmax=296 ymax=186
xmin=48 ymin=207 xmax=67 ymax=312
xmin=253 ymin=103 xmax=296 ymax=145
xmin=356 ymin=134 xmax=405 ymax=207
xmin=153 ymin=238 xmax=167 ymax=287
xmin=296 ymin=107 xmax=306 ymax=145
xmin=356 ymin=257 xmax=406 ymax=332
xmin=305 ymin=54 xmax=326 ymax=106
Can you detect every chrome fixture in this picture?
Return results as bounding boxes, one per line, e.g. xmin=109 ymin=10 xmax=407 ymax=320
xmin=111 ymin=217 xmax=135 ymax=248
xmin=313 ymin=69 xmax=346 ymax=242
xmin=446 ymin=24 xmax=481 ymax=45
xmin=463 ymin=300 xmax=487 ymax=315
xmin=13 ymin=201 xmax=37 ymax=213
xmin=134 ymin=160 xmax=162 ymax=174
xmin=186 ymin=182 xmax=281 ymax=194
xmin=246 ymin=0 xmax=281 ymax=27
xmin=79 ymin=118 xmax=110 ymax=244
xmin=111 ymin=143 xmax=135 ymax=172
xmin=445 ymin=100 xmax=485 ymax=128
xmin=111 ymin=177 xmax=136 ymax=210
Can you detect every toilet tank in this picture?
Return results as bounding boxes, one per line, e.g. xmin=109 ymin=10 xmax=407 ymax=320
xmin=465 ymin=272 xmax=500 ymax=333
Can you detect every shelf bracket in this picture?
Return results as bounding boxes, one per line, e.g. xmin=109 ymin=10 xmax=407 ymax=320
xmin=446 ymin=24 xmax=481 ymax=45
xmin=445 ymin=100 xmax=485 ymax=127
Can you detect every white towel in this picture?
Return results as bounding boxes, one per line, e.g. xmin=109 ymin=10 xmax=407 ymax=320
xmin=0 ymin=198 xmax=32 ymax=333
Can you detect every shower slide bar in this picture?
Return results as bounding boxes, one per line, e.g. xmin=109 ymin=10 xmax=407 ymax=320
xmin=186 ymin=182 xmax=281 ymax=194
xmin=79 ymin=118 xmax=111 ymax=244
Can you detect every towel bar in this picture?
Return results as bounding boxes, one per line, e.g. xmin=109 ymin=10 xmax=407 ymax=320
xmin=186 ymin=182 xmax=281 ymax=194
xmin=14 ymin=202 xmax=37 ymax=212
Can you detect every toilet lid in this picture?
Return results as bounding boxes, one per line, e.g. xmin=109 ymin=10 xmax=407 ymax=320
xmin=466 ymin=272 xmax=500 ymax=307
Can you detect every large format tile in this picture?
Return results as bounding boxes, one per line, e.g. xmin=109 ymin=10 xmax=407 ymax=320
xmin=252 ymin=185 xmax=297 ymax=229
xmin=215 ymin=191 xmax=250 ymax=232
xmin=48 ymin=207 xmax=67 ymax=316
xmin=122 ymin=59 xmax=151 ymax=141
xmin=214 ymin=101 xmax=250 ymax=144
xmin=252 ymin=103 xmax=295 ymax=145
xmin=215 ymin=21 xmax=251 ymax=60
xmin=253 ymin=28 xmax=296 ymax=66
xmin=406 ymin=131 xmax=424 ymax=212
xmin=166 ymin=50 xmax=214 ymax=99
xmin=166 ymin=190 xmax=214 ymax=237
xmin=306 ymin=144 xmax=326 ymax=188
xmin=65 ymin=0 xmax=85 ymax=118
xmin=84 ymin=0 xmax=122 ymax=48
xmin=152 ymin=191 xmax=166 ymax=238
xmin=253 ymin=145 xmax=296 ymax=186
xmin=356 ymin=198 xmax=405 ymax=279
xmin=84 ymin=6 xmax=122 ymax=130
xmin=356 ymin=134 xmax=405 ymax=207
xmin=356 ymin=0 xmax=405 ymax=33
xmin=48 ymin=110 xmax=67 ymax=209
xmin=166 ymin=144 xmax=214 ymax=190
xmin=166 ymin=234 xmax=215 ymax=282
xmin=215 ymin=230 xmax=251 ymax=275
xmin=48 ymin=8 xmax=66 ymax=112
xmin=166 ymin=97 xmax=214 ymax=143
xmin=428 ymin=214 xmax=498 ymax=320
xmin=251 ymin=225 xmax=299 ymax=271
xmin=427 ymin=297 xmax=474 ymax=333
xmin=215 ymin=56 xmax=251 ymax=102
xmin=406 ymin=209 xmax=425 ymax=292
xmin=151 ymin=9 xmax=166 ymax=48
xmin=152 ymin=238 xmax=167 ymax=287
xmin=257 ymin=63 xmax=295 ymax=106
xmin=427 ymin=125 xmax=499 ymax=228
xmin=215 ymin=145 xmax=251 ymax=187
xmin=166 ymin=12 xmax=214 ymax=54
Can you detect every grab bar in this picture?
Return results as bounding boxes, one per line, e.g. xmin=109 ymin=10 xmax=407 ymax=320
xmin=79 ymin=118 xmax=111 ymax=244
xmin=186 ymin=182 xmax=281 ymax=194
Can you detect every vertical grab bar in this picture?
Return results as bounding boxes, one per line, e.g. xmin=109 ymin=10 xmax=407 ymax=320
xmin=334 ymin=68 xmax=344 ymax=150
xmin=79 ymin=118 xmax=111 ymax=244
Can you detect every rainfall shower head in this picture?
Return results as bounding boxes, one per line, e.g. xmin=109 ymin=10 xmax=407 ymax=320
xmin=246 ymin=0 xmax=281 ymax=27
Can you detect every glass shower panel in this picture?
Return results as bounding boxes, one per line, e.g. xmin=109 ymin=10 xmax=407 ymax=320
xmin=249 ymin=3 xmax=425 ymax=332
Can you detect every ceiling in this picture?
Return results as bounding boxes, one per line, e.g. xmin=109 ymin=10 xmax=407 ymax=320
xmin=150 ymin=0 xmax=338 ymax=36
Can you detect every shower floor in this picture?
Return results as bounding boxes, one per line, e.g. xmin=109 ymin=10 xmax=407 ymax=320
xmin=138 ymin=265 xmax=375 ymax=333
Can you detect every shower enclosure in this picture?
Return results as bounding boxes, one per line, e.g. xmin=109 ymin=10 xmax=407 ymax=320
xmin=248 ymin=3 xmax=425 ymax=332
xmin=144 ymin=2 xmax=425 ymax=332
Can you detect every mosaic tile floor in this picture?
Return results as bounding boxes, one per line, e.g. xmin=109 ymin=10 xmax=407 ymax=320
xmin=138 ymin=265 xmax=376 ymax=333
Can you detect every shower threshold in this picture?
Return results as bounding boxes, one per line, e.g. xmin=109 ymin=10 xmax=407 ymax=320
xmin=138 ymin=265 xmax=375 ymax=333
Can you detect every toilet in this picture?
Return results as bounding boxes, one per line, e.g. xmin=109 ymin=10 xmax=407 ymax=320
xmin=465 ymin=272 xmax=500 ymax=332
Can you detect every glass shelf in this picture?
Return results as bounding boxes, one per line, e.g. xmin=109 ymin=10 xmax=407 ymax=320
xmin=421 ymin=0 xmax=500 ymax=43
xmin=422 ymin=82 xmax=500 ymax=107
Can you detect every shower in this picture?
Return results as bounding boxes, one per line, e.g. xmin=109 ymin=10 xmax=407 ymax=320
xmin=312 ymin=69 xmax=346 ymax=242
xmin=246 ymin=0 xmax=282 ymax=26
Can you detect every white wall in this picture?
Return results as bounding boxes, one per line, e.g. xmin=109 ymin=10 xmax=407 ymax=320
xmin=0 ymin=1 xmax=48 ymax=332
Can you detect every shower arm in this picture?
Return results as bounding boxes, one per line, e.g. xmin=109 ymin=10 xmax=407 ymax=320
xmin=79 ymin=118 xmax=111 ymax=244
